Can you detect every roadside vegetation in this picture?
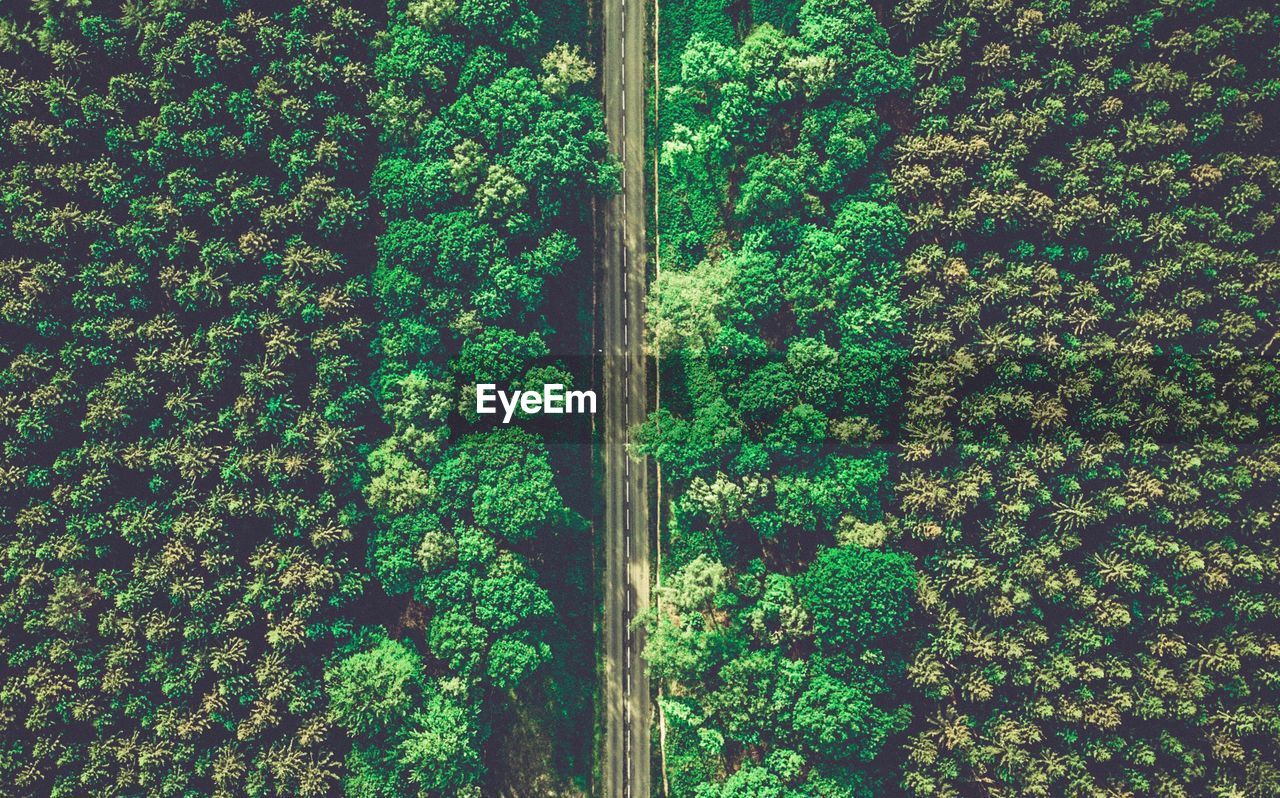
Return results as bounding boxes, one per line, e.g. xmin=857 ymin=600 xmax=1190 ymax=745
xmin=332 ymin=0 xmax=613 ymax=794
xmin=643 ymin=0 xmax=916 ymax=794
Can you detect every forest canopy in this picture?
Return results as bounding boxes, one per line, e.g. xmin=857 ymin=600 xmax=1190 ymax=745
xmin=0 ymin=0 xmax=1277 ymax=796
xmin=641 ymin=0 xmax=916 ymax=794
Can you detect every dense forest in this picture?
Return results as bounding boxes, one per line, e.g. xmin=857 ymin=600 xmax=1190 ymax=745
xmin=0 ymin=0 xmax=609 ymax=796
xmin=641 ymin=0 xmax=916 ymax=794
xmin=0 ymin=0 xmax=1277 ymax=796
xmin=333 ymin=0 xmax=612 ymax=793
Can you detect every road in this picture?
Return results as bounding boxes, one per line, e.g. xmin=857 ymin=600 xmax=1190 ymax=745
xmin=600 ymin=0 xmax=650 ymax=789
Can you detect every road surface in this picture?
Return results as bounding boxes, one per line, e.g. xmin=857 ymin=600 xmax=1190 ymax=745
xmin=600 ymin=0 xmax=650 ymax=790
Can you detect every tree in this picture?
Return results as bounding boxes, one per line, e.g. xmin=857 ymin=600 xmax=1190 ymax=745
xmin=397 ymin=690 xmax=483 ymax=794
xmin=801 ymin=546 xmax=914 ymax=653
xmin=327 ymin=633 xmax=423 ymax=739
xmin=539 ymin=43 xmax=595 ymax=98
xmin=432 ymin=429 xmax=570 ymax=542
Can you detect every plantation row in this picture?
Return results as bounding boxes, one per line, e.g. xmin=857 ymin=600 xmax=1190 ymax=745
xmin=0 ymin=2 xmax=378 ymax=794
xmin=893 ymin=1 xmax=1280 ymax=796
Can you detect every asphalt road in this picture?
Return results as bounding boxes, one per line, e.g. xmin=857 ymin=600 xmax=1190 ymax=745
xmin=599 ymin=0 xmax=650 ymax=790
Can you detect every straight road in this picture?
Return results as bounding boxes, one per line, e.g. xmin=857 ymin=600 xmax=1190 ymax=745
xmin=600 ymin=0 xmax=650 ymax=790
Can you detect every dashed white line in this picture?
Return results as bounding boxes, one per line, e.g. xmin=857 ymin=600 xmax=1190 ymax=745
xmin=614 ymin=0 xmax=643 ymax=794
